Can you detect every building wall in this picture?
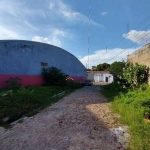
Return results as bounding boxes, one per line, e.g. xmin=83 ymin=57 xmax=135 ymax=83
xmin=94 ymin=74 xmax=113 ymax=83
xmin=0 ymin=40 xmax=86 ymax=87
xmin=87 ymin=71 xmax=113 ymax=83
xmin=127 ymin=43 xmax=150 ymax=84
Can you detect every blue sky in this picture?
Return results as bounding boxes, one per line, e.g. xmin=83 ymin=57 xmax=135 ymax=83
xmin=0 ymin=0 xmax=150 ymax=68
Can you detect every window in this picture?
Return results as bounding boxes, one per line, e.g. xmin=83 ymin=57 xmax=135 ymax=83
xmin=41 ymin=62 xmax=48 ymax=66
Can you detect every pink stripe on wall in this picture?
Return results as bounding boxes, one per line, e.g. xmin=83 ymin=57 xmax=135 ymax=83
xmin=0 ymin=74 xmax=86 ymax=88
xmin=70 ymin=76 xmax=86 ymax=83
xmin=0 ymin=74 xmax=44 ymax=88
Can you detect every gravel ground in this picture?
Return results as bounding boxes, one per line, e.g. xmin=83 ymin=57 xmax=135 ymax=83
xmin=0 ymin=86 xmax=129 ymax=150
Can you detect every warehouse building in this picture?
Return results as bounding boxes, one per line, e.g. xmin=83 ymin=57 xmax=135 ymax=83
xmin=0 ymin=40 xmax=86 ymax=88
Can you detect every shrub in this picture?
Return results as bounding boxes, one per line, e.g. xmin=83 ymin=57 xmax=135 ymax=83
xmin=101 ymin=83 xmax=150 ymax=149
xmin=0 ymin=86 xmax=35 ymax=121
xmin=42 ymin=67 xmax=68 ymax=86
xmin=122 ymin=62 xmax=149 ymax=89
xmin=5 ymin=77 xmax=22 ymax=88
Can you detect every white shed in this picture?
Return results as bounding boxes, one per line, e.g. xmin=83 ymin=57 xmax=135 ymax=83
xmin=87 ymin=71 xmax=113 ymax=83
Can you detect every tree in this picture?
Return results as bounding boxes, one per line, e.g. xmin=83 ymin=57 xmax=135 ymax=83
xmin=96 ymin=63 xmax=110 ymax=71
xmin=122 ymin=62 xmax=149 ymax=88
xmin=92 ymin=66 xmax=97 ymax=71
xmin=86 ymin=68 xmax=91 ymax=71
xmin=109 ymin=61 xmax=125 ymax=76
xmin=42 ymin=67 xmax=68 ymax=86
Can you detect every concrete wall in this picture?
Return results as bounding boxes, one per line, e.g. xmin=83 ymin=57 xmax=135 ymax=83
xmin=94 ymin=74 xmax=113 ymax=83
xmin=0 ymin=40 xmax=86 ymax=87
xmin=87 ymin=71 xmax=113 ymax=83
xmin=127 ymin=43 xmax=150 ymax=84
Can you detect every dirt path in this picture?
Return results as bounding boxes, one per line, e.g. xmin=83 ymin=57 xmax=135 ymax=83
xmin=0 ymin=86 xmax=129 ymax=150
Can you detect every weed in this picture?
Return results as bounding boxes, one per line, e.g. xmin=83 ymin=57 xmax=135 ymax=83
xmin=5 ymin=77 xmax=22 ymax=89
xmin=101 ymin=83 xmax=150 ymax=150
xmin=0 ymin=85 xmax=82 ymax=127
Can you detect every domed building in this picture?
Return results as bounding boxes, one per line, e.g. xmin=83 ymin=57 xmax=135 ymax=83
xmin=0 ymin=40 xmax=86 ymax=88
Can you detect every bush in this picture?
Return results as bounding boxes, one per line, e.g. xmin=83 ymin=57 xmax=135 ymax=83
xmin=122 ymin=62 xmax=149 ymax=89
xmin=42 ymin=67 xmax=68 ymax=86
xmin=5 ymin=77 xmax=22 ymax=89
xmin=101 ymin=83 xmax=150 ymax=149
xmin=0 ymin=86 xmax=35 ymax=121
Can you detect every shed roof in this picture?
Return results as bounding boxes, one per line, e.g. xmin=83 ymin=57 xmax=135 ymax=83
xmin=87 ymin=71 xmax=109 ymax=74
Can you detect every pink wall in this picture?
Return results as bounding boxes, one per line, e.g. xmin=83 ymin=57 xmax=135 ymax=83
xmin=0 ymin=74 xmax=86 ymax=88
xmin=0 ymin=74 xmax=44 ymax=88
xmin=70 ymin=76 xmax=86 ymax=83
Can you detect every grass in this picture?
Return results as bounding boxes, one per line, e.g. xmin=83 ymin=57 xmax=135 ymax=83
xmin=0 ymin=84 xmax=82 ymax=127
xmin=101 ymin=83 xmax=150 ymax=150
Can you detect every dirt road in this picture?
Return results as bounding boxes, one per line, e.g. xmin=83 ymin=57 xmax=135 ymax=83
xmin=0 ymin=86 xmax=129 ymax=150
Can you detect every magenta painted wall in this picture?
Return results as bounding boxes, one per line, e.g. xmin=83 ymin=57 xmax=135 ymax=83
xmin=0 ymin=74 xmax=44 ymax=88
xmin=0 ymin=75 xmax=86 ymax=88
xmin=0 ymin=40 xmax=86 ymax=88
xmin=71 ymin=76 xmax=86 ymax=83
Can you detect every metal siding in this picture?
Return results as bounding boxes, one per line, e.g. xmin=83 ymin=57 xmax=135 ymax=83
xmin=0 ymin=40 xmax=86 ymax=76
xmin=0 ymin=40 xmax=86 ymax=87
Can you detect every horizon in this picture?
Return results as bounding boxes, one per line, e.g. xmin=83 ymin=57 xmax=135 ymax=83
xmin=0 ymin=0 xmax=150 ymax=68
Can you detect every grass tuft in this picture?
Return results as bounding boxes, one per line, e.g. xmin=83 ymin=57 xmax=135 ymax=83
xmin=101 ymin=83 xmax=150 ymax=150
xmin=0 ymin=84 xmax=82 ymax=127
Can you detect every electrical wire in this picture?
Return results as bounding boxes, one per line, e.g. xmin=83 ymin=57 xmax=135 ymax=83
xmin=98 ymin=1 xmax=150 ymax=63
xmin=103 ymin=23 xmax=150 ymax=63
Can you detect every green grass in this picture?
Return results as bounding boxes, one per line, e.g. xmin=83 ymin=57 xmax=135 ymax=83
xmin=0 ymin=84 xmax=82 ymax=127
xmin=101 ymin=83 xmax=150 ymax=150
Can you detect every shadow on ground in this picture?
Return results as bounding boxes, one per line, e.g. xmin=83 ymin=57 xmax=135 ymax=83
xmin=0 ymin=86 xmax=128 ymax=150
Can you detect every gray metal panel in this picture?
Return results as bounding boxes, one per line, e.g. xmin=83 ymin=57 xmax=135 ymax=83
xmin=0 ymin=40 xmax=86 ymax=77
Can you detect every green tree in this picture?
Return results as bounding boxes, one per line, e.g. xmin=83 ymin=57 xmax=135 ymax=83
xmin=96 ymin=63 xmax=110 ymax=71
xmin=109 ymin=61 xmax=125 ymax=76
xmin=122 ymin=62 xmax=149 ymax=88
xmin=92 ymin=66 xmax=97 ymax=71
xmin=42 ymin=67 xmax=68 ymax=86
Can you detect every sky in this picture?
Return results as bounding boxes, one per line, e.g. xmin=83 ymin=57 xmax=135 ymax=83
xmin=0 ymin=0 xmax=150 ymax=68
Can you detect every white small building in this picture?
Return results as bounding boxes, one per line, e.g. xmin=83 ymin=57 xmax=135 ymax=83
xmin=87 ymin=71 xmax=113 ymax=83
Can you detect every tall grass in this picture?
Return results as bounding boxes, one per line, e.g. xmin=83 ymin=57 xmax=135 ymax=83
xmin=0 ymin=84 xmax=82 ymax=127
xmin=101 ymin=83 xmax=150 ymax=150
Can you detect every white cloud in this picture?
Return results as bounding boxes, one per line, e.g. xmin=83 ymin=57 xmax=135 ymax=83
xmin=0 ymin=26 xmax=22 ymax=39
xmin=123 ymin=30 xmax=150 ymax=44
xmin=32 ymin=28 xmax=66 ymax=47
xmin=32 ymin=36 xmax=52 ymax=44
xmin=79 ymin=47 xmax=138 ymax=68
xmin=49 ymin=0 xmax=102 ymax=27
xmin=101 ymin=12 xmax=108 ymax=16
xmin=0 ymin=0 xmax=47 ymax=20
xmin=53 ymin=29 xmax=65 ymax=37
xmin=24 ymin=20 xmax=38 ymax=31
xmin=32 ymin=36 xmax=61 ymax=47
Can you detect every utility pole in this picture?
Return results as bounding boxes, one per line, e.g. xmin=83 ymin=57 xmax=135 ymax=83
xmin=88 ymin=0 xmax=91 ymax=69
xmin=127 ymin=23 xmax=130 ymax=55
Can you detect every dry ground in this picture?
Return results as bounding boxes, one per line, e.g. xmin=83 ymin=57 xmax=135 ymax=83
xmin=0 ymin=86 xmax=129 ymax=150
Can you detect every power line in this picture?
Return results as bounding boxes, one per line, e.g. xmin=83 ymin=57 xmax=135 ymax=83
xmin=103 ymin=22 xmax=150 ymax=63
xmin=100 ymin=1 xmax=150 ymax=62
xmin=104 ymin=29 xmax=150 ymax=63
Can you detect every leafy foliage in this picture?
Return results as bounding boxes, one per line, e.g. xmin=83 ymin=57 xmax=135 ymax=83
xmin=5 ymin=77 xmax=22 ymax=88
xmin=109 ymin=61 xmax=125 ymax=76
xmin=101 ymin=83 xmax=150 ymax=149
xmin=92 ymin=66 xmax=97 ymax=71
xmin=0 ymin=86 xmax=35 ymax=121
xmin=42 ymin=67 xmax=68 ymax=86
xmin=96 ymin=63 xmax=110 ymax=71
xmin=122 ymin=62 xmax=149 ymax=88
xmin=0 ymin=84 xmax=82 ymax=126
